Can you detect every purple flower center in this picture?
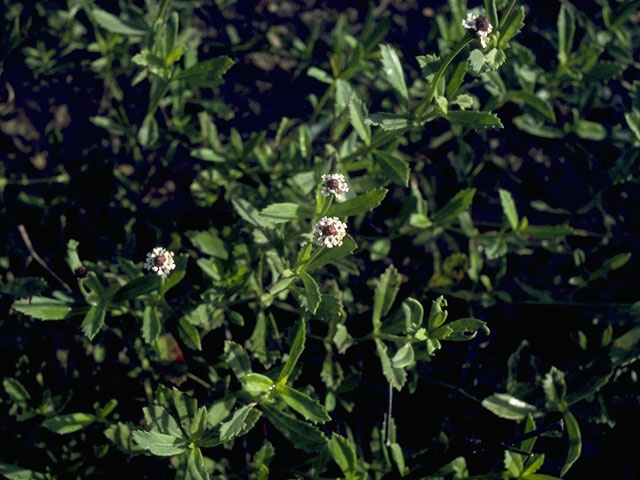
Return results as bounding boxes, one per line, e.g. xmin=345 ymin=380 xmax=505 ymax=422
xmin=322 ymin=224 xmax=338 ymax=236
xmin=154 ymin=254 xmax=166 ymax=267
xmin=475 ymin=16 xmax=490 ymax=33
xmin=326 ymin=178 xmax=340 ymax=190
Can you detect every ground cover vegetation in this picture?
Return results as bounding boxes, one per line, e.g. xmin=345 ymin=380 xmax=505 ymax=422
xmin=1 ymin=0 xmax=639 ymax=479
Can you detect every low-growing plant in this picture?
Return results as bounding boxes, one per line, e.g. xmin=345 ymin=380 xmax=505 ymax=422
xmin=1 ymin=0 xmax=639 ymax=479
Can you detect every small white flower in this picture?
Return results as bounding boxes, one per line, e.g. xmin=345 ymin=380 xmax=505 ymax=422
xmin=321 ymin=173 xmax=349 ymax=200
xmin=462 ymin=13 xmax=493 ymax=48
xmin=313 ymin=216 xmax=347 ymax=248
xmin=144 ymin=247 xmax=176 ymax=278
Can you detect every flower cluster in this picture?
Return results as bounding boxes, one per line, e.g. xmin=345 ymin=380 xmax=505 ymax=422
xmin=144 ymin=247 xmax=176 ymax=278
xmin=321 ymin=173 xmax=349 ymax=200
xmin=462 ymin=13 xmax=493 ymax=48
xmin=313 ymin=216 xmax=347 ymax=248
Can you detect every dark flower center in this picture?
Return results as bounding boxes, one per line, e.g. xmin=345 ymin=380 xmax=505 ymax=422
xmin=154 ymin=254 xmax=166 ymax=267
xmin=322 ymin=224 xmax=337 ymax=236
xmin=326 ymin=178 xmax=340 ymax=190
xmin=74 ymin=266 xmax=88 ymax=278
xmin=475 ymin=16 xmax=490 ymax=33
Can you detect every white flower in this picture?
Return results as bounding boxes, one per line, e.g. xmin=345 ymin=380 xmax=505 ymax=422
xmin=321 ymin=173 xmax=349 ymax=200
xmin=144 ymin=247 xmax=176 ymax=278
xmin=313 ymin=216 xmax=347 ymax=248
xmin=462 ymin=13 xmax=493 ymax=48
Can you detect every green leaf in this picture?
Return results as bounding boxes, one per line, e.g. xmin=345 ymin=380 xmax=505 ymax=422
xmin=560 ymin=410 xmax=581 ymax=476
xmin=66 ymin=239 xmax=82 ymax=272
xmin=484 ymin=0 xmax=499 ymax=29
xmin=132 ymin=430 xmax=187 ymax=456
xmin=446 ymin=111 xmax=503 ymax=129
xmin=348 ymin=96 xmax=371 ymax=144
xmin=433 ymin=188 xmax=476 ymax=223
xmin=521 ymin=414 xmax=538 ymax=453
xmin=143 ymin=405 xmax=184 ymax=438
xmin=574 ymin=120 xmax=607 ymax=141
xmin=365 ymin=112 xmax=412 ymax=131
xmin=513 ymin=115 xmax=565 ymax=138
xmin=278 ymin=320 xmax=306 ymax=385
xmin=329 ymin=433 xmax=358 ymax=478
xmin=372 ymin=265 xmax=401 ymax=334
xmin=190 ymin=148 xmax=226 ymax=163
xmin=232 ymin=198 xmax=273 ymax=229
xmin=42 ymin=413 xmax=96 ymax=435
xmin=442 ymin=317 xmax=490 ymax=341
xmin=499 ymin=6 xmax=525 ymax=47
xmin=185 ymin=229 xmax=228 ymax=259
xmin=92 ymin=9 xmax=147 ymax=35
xmin=219 ymin=404 xmax=258 ymax=442
xmin=557 ymin=4 xmax=575 ymax=64
xmin=481 ymin=393 xmax=541 ymax=420
xmin=3 ymin=378 xmax=30 ymax=404
xmin=391 ymin=343 xmax=414 ymax=369
xmin=625 ymin=111 xmax=640 ymax=141
xmin=504 ymin=450 xmax=524 ymax=478
xmin=180 ymin=447 xmax=210 ymax=480
xmin=374 ymin=151 xmax=409 ymax=187
xmin=178 ymin=317 xmax=202 ymax=350
xmin=327 ymin=188 xmax=388 ymax=217
xmin=261 ymin=405 xmax=327 ymax=453
xmin=278 ymin=385 xmax=330 ymax=423
xmin=241 ymin=373 xmax=274 ymax=395
xmin=81 ymin=302 xmax=107 ymax=341
xmin=390 ymin=442 xmax=407 ymax=476
xmin=468 ymin=49 xmax=485 ymax=73
xmin=505 ymin=91 xmax=556 ymax=122
xmin=260 ymin=203 xmax=314 ymax=222
xmin=142 ymin=306 xmax=161 ymax=344
xmin=303 ymin=235 xmax=357 ymax=272
xmin=522 ymin=475 xmax=564 ymax=480
xmin=521 ymin=225 xmax=574 ymax=238
xmin=113 ymin=275 xmax=160 ymax=302
xmin=485 ymin=48 xmax=506 ymax=70
xmin=380 ymin=44 xmax=409 ymax=108
xmin=162 ymin=254 xmax=188 ymax=295
xmin=427 ymin=295 xmax=448 ymax=330
xmin=499 ymin=189 xmax=519 ymax=230
xmin=12 ymin=296 xmax=73 ymax=320
xmin=207 ymin=397 xmax=236 ymax=427
xmin=376 ymin=339 xmax=406 ymax=391
xmin=542 ymin=366 xmax=567 ymax=410
xmin=174 ymin=56 xmax=234 ymax=86
xmin=300 ymin=272 xmax=321 ymax=314
xmin=521 ymin=454 xmax=545 ymax=477
xmin=224 ymin=341 xmax=252 ymax=379
xmin=0 ymin=462 xmax=47 ymax=480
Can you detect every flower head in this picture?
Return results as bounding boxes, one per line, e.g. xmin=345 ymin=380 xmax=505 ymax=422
xmin=462 ymin=13 xmax=493 ymax=48
xmin=313 ymin=216 xmax=347 ymax=248
xmin=144 ymin=247 xmax=176 ymax=278
xmin=321 ymin=173 xmax=349 ymax=200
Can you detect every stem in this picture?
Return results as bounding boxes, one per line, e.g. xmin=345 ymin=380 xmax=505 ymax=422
xmin=415 ymin=37 xmax=474 ymax=118
xmin=499 ymin=0 xmax=518 ymax=28
xmin=385 ymin=381 xmax=393 ymax=447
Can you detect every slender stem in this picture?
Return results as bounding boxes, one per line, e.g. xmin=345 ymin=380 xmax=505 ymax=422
xmin=385 ymin=380 xmax=393 ymax=447
xmin=18 ymin=224 xmax=72 ymax=293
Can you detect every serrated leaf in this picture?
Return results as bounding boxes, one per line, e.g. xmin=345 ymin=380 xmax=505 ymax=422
xmin=42 ymin=413 xmax=96 ymax=435
xmin=3 ymin=378 xmax=30 ymax=404
xmin=260 ymin=203 xmax=314 ymax=222
xmin=433 ymin=188 xmax=476 ymax=223
xmin=481 ymin=393 xmax=541 ymax=420
xmin=142 ymin=306 xmax=161 ymax=344
xmin=542 ymin=366 xmax=567 ymax=410
xmin=261 ymin=405 xmax=327 ymax=452
xmin=278 ymin=320 xmax=306 ymax=385
xmin=499 ymin=189 xmax=519 ymax=230
xmin=185 ymin=229 xmax=228 ymax=259
xmin=207 ymin=397 xmax=236 ymax=427
xmin=143 ymin=405 xmax=184 ymax=438
xmin=180 ymin=447 xmax=210 ymax=480
xmin=485 ymin=48 xmax=506 ymax=70
xmin=326 ymin=188 xmax=387 ymax=217
xmin=444 ymin=318 xmax=490 ymax=341
xmin=372 ymin=265 xmax=401 ymax=333
xmin=329 ymin=433 xmax=358 ymax=478
xmin=132 ymin=430 xmax=187 ymax=456
xmin=219 ymin=404 xmax=257 ymax=442
xmin=499 ymin=6 xmax=525 ymax=47
xmin=374 ymin=151 xmax=409 ymax=187
xmin=92 ymin=9 xmax=147 ymax=35
xmin=299 ymin=272 xmax=321 ymax=314
xmin=446 ymin=111 xmax=503 ymax=129
xmin=302 ymin=235 xmax=357 ymax=272
xmin=81 ymin=302 xmax=107 ymax=341
xmin=224 ymin=341 xmax=251 ymax=379
xmin=391 ymin=343 xmax=414 ymax=369
xmin=348 ymin=96 xmax=371 ymax=144
xmin=376 ymin=339 xmax=406 ymax=391
xmin=560 ymin=410 xmax=581 ymax=476
xmin=178 ymin=317 xmax=201 ymax=350
xmin=380 ymin=44 xmax=408 ymax=108
xmin=174 ymin=56 xmax=234 ymax=86
xmin=365 ymin=112 xmax=412 ymax=130
xmin=504 ymin=451 xmax=524 ymax=478
xmin=278 ymin=385 xmax=330 ymax=423
xmin=469 ymin=49 xmax=485 ymax=73
xmin=12 ymin=296 xmax=73 ymax=320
